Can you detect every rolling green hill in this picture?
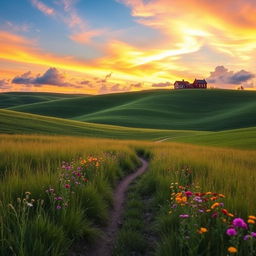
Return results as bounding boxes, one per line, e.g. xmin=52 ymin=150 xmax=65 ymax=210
xmin=9 ymin=89 xmax=256 ymax=131
xmin=0 ymin=109 xmax=207 ymax=140
xmin=0 ymin=92 xmax=85 ymax=108
xmin=0 ymin=109 xmax=255 ymax=149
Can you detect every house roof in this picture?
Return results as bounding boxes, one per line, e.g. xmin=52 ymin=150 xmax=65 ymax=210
xmin=194 ymin=79 xmax=207 ymax=84
xmin=174 ymin=80 xmax=190 ymax=85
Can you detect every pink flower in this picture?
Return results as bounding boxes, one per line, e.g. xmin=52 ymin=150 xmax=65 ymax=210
xmin=65 ymin=184 xmax=71 ymax=189
xmin=226 ymin=228 xmax=237 ymax=236
xmin=185 ymin=191 xmax=193 ymax=197
xmin=56 ymin=205 xmax=62 ymax=210
xmin=179 ymin=214 xmax=189 ymax=218
xmin=232 ymin=218 xmax=248 ymax=229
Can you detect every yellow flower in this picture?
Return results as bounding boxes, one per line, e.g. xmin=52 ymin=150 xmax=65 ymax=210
xmin=228 ymin=247 xmax=237 ymax=253
xmin=249 ymin=215 xmax=256 ymax=220
xmin=198 ymin=227 xmax=208 ymax=234
xmin=248 ymin=219 xmax=255 ymax=224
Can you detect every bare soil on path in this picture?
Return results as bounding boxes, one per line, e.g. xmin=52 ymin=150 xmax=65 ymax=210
xmin=84 ymin=157 xmax=148 ymax=256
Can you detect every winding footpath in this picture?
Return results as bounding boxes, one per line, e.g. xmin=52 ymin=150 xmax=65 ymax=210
xmin=87 ymin=157 xmax=148 ymax=256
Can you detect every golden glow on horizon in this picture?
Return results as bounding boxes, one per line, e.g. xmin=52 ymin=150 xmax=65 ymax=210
xmin=1 ymin=0 xmax=256 ymax=93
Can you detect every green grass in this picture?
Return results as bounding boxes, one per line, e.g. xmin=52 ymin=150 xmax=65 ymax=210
xmin=9 ymin=89 xmax=256 ymax=131
xmin=0 ymin=135 xmax=140 ymax=256
xmin=131 ymin=142 xmax=256 ymax=256
xmin=0 ymin=109 xmax=207 ymax=141
xmin=0 ymin=91 xmax=85 ymax=108
xmin=172 ymin=126 xmax=256 ymax=150
xmin=1 ymin=109 xmax=256 ymax=149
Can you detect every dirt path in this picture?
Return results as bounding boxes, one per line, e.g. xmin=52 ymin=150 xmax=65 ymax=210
xmin=87 ymin=157 xmax=148 ymax=256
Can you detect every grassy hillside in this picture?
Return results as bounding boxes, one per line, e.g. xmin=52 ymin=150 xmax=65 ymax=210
xmin=1 ymin=109 xmax=256 ymax=149
xmin=172 ymin=126 xmax=256 ymax=150
xmin=0 ymin=92 xmax=85 ymax=108
xmin=9 ymin=89 xmax=256 ymax=131
xmin=0 ymin=109 xmax=206 ymax=140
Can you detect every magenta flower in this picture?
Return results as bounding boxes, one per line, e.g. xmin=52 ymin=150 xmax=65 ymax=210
xmin=232 ymin=218 xmax=248 ymax=229
xmin=185 ymin=191 xmax=193 ymax=197
xmin=211 ymin=212 xmax=218 ymax=218
xmin=251 ymin=232 xmax=256 ymax=238
xmin=179 ymin=214 xmax=189 ymax=218
xmin=226 ymin=228 xmax=237 ymax=236
xmin=56 ymin=205 xmax=62 ymax=210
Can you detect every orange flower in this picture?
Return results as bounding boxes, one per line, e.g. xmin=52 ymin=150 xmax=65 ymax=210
xmin=228 ymin=213 xmax=234 ymax=218
xmin=211 ymin=202 xmax=220 ymax=209
xmin=228 ymin=247 xmax=237 ymax=253
xmin=249 ymin=215 xmax=256 ymax=220
xmin=198 ymin=227 xmax=208 ymax=234
xmin=248 ymin=219 xmax=255 ymax=224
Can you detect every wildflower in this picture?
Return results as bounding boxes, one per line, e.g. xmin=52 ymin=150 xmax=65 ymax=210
xmin=221 ymin=209 xmax=229 ymax=215
xmin=227 ymin=247 xmax=238 ymax=253
xmin=193 ymin=196 xmax=202 ymax=203
xmin=211 ymin=212 xmax=218 ymax=218
xmin=198 ymin=227 xmax=208 ymax=234
xmin=25 ymin=191 xmax=31 ymax=195
xmin=179 ymin=214 xmax=190 ymax=218
xmin=251 ymin=232 xmax=256 ymax=238
xmin=185 ymin=191 xmax=193 ymax=197
xmin=232 ymin=218 xmax=248 ymax=229
xmin=248 ymin=219 xmax=255 ymax=224
xmin=249 ymin=215 xmax=256 ymax=220
xmin=26 ymin=202 xmax=33 ymax=207
xmin=219 ymin=193 xmax=225 ymax=198
xmin=211 ymin=202 xmax=220 ymax=209
xmin=56 ymin=205 xmax=62 ymax=210
xmin=228 ymin=213 xmax=234 ymax=218
xmin=65 ymin=184 xmax=71 ymax=189
xmin=244 ymin=235 xmax=251 ymax=240
xmin=226 ymin=228 xmax=237 ymax=236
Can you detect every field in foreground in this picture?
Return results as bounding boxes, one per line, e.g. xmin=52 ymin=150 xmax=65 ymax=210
xmin=1 ymin=134 xmax=256 ymax=255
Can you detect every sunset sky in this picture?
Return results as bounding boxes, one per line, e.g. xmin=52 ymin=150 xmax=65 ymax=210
xmin=0 ymin=0 xmax=256 ymax=94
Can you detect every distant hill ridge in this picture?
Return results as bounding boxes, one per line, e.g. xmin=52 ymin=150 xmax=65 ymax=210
xmin=0 ymin=92 xmax=87 ymax=108
xmin=6 ymin=89 xmax=256 ymax=131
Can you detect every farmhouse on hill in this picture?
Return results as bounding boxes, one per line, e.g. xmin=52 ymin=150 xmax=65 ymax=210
xmin=174 ymin=79 xmax=207 ymax=89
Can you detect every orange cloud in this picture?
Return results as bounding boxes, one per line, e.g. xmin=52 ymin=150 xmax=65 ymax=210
xmin=70 ymin=30 xmax=104 ymax=44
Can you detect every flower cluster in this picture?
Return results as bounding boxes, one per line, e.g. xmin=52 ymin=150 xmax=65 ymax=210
xmin=169 ymin=170 xmax=256 ymax=255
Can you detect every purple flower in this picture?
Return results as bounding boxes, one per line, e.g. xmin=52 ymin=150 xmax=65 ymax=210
xmin=179 ymin=214 xmax=190 ymax=218
xmin=244 ymin=235 xmax=251 ymax=240
xmin=232 ymin=218 xmax=248 ymax=229
xmin=251 ymin=232 xmax=256 ymax=238
xmin=226 ymin=228 xmax=237 ymax=236
xmin=56 ymin=205 xmax=62 ymax=210
xmin=198 ymin=209 xmax=204 ymax=213
xmin=193 ymin=196 xmax=202 ymax=203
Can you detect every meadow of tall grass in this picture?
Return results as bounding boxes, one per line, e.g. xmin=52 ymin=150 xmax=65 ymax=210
xmin=136 ymin=142 xmax=256 ymax=256
xmin=1 ymin=134 xmax=256 ymax=255
xmin=0 ymin=134 xmax=140 ymax=255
